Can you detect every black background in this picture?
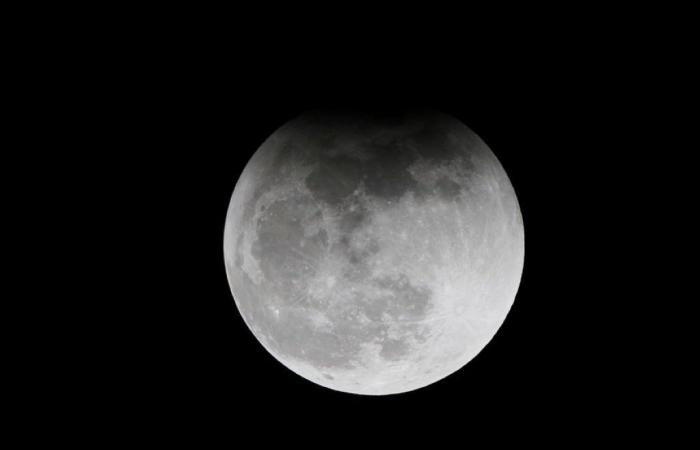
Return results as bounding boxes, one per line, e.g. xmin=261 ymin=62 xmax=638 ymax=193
xmin=90 ymin=30 xmax=645 ymax=440
xmin=10 ymin=4 xmax=684 ymax=443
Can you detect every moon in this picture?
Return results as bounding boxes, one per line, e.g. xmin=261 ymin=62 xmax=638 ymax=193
xmin=223 ymin=110 xmax=524 ymax=395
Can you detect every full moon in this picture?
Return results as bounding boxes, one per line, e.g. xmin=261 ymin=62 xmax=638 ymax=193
xmin=223 ymin=110 xmax=524 ymax=395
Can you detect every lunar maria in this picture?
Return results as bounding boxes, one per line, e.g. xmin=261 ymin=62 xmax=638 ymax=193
xmin=223 ymin=110 xmax=524 ymax=395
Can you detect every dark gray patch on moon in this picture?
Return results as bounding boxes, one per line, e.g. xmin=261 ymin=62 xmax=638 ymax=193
xmin=370 ymin=274 xmax=433 ymax=321
xmin=234 ymin=232 xmax=245 ymax=267
xmin=338 ymin=206 xmax=366 ymax=235
xmin=361 ymin=139 xmax=424 ymax=201
xmin=252 ymin=198 xmax=327 ymax=302
xmin=410 ymin=123 xmax=459 ymax=162
xmin=379 ymin=338 xmax=410 ymax=361
xmin=409 ymin=117 xmax=481 ymax=164
xmin=268 ymin=310 xmax=358 ymax=369
xmin=305 ymin=155 xmax=363 ymax=205
xmin=435 ymin=176 xmax=462 ymax=200
xmin=347 ymin=238 xmax=380 ymax=266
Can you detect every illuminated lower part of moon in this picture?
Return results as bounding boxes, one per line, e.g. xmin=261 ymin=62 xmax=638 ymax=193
xmin=223 ymin=110 xmax=524 ymax=395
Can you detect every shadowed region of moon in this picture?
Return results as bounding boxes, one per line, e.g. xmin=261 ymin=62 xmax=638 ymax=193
xmin=223 ymin=109 xmax=524 ymax=395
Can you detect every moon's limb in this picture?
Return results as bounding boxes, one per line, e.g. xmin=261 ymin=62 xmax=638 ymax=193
xmin=223 ymin=110 xmax=524 ymax=395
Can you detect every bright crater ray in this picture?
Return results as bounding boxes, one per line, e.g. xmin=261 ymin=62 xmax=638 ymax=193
xmin=223 ymin=110 xmax=524 ymax=395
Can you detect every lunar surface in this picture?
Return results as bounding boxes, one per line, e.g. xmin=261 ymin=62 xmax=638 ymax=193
xmin=223 ymin=110 xmax=524 ymax=395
